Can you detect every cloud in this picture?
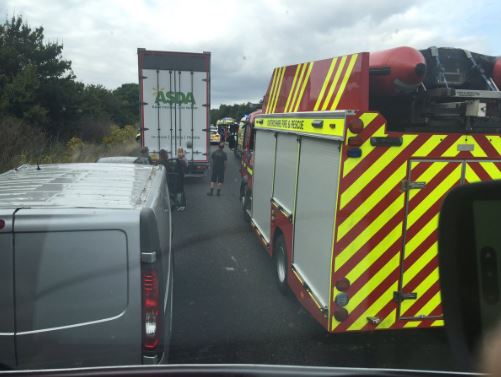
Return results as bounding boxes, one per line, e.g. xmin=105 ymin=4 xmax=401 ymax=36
xmin=4 ymin=0 xmax=500 ymax=107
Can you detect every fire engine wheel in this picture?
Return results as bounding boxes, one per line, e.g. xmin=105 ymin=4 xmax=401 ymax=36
xmin=240 ymin=184 xmax=251 ymax=223
xmin=274 ymin=234 xmax=288 ymax=294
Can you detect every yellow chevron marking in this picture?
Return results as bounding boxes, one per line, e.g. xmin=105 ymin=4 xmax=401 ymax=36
xmin=348 ymin=253 xmax=400 ymax=330
xmin=479 ymin=161 xmax=501 ymax=179
xmin=286 ymin=63 xmax=307 ymax=113
xmin=432 ymin=320 xmax=444 ymax=327
xmin=332 ymin=255 xmax=400 ymax=331
xmin=314 ymin=58 xmax=338 ymax=111
xmin=401 ymin=267 xmax=439 ymax=315
xmin=266 ymin=68 xmax=279 ymax=114
xmin=403 ymin=290 xmax=442 ymax=327
xmin=283 ymin=64 xmax=303 ymax=113
xmin=464 ymin=164 xmax=481 ymax=183
xmin=404 ymin=320 xmax=420 ymax=328
xmin=406 ymin=164 xmax=462 ymax=230
xmin=376 ymin=309 xmax=397 ymax=329
xmin=411 ymin=135 xmax=444 ymax=158
xmin=293 ymin=63 xmax=313 ymax=112
xmin=407 ymin=161 xmax=450 ymax=202
xmin=339 ymin=135 xmax=418 ymax=210
xmin=337 ymin=163 xmax=406 ymax=241
xmin=346 ymin=253 xmax=400 ymax=314
xmin=402 ymin=241 xmax=437 ymax=286
xmin=271 ymin=67 xmax=286 ymax=113
xmin=342 ymin=115 xmax=384 ymax=177
xmin=490 ymin=137 xmax=501 ymax=154
xmin=343 ymin=223 xmax=402 ymax=284
xmin=403 ymin=214 xmax=438 ymax=260
xmin=321 ymin=55 xmax=347 ymax=110
xmin=440 ymin=135 xmax=489 ymax=158
xmin=331 ymin=54 xmax=358 ymax=110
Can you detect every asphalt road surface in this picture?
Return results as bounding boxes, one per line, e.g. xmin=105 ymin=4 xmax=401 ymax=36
xmin=169 ymin=145 xmax=459 ymax=371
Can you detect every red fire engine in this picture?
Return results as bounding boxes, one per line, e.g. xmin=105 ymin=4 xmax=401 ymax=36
xmin=239 ymin=46 xmax=501 ymax=333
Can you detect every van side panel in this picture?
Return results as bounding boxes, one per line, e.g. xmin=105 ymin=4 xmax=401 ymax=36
xmin=15 ymin=230 xmax=128 ymax=330
xmin=0 ymin=211 xmax=16 ymax=368
xmin=13 ymin=209 xmax=142 ymax=368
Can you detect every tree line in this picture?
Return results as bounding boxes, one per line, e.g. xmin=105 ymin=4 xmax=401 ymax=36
xmin=0 ymin=15 xmax=262 ymax=171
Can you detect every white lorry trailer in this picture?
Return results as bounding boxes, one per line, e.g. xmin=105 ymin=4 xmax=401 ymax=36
xmin=138 ymin=48 xmax=211 ymax=175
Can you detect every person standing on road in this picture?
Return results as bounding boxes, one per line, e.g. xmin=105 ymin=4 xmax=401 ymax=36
xmin=207 ymin=142 xmax=227 ymax=196
xmin=175 ymin=147 xmax=188 ymax=211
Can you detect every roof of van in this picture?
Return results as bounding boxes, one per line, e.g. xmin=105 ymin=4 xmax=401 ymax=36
xmin=0 ymin=163 xmax=163 ymax=209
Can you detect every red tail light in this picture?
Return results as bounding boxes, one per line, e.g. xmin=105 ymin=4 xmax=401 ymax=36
xmin=348 ymin=118 xmax=364 ymax=134
xmin=348 ymin=136 xmax=363 ymax=147
xmin=142 ymin=268 xmax=161 ymax=351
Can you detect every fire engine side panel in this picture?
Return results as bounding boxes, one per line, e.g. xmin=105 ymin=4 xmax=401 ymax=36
xmin=293 ymin=137 xmax=341 ymax=309
xmin=272 ymin=134 xmax=299 ymax=213
xmin=251 ymin=130 xmax=276 ymax=242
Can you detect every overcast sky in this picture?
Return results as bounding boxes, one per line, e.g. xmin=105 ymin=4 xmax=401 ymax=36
xmin=3 ymin=0 xmax=501 ymax=107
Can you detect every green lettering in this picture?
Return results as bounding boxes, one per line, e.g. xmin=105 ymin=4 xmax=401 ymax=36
xmin=155 ymin=91 xmax=166 ymax=104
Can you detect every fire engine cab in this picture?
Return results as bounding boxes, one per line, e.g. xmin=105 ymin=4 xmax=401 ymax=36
xmin=240 ymin=46 xmax=501 ymax=333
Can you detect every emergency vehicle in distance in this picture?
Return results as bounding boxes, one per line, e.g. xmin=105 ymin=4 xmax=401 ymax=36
xmin=137 ymin=48 xmax=211 ymax=175
xmin=240 ymin=46 xmax=501 ymax=333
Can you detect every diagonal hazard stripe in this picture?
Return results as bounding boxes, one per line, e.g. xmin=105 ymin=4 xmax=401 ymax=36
xmin=401 ymin=267 xmax=439 ymax=317
xmin=403 ymin=288 xmax=442 ymax=328
xmin=337 ymin=164 xmax=406 ymax=241
xmin=339 ymin=135 xmax=418 ymax=210
xmin=321 ymin=55 xmax=347 ymax=111
xmin=335 ymin=136 xmax=461 ymax=278
xmin=342 ymin=113 xmax=384 ymax=178
xmin=406 ymin=164 xmax=462 ymax=230
xmin=314 ymin=58 xmax=338 ymax=111
xmin=331 ymin=54 xmax=358 ymax=110
xmin=464 ymin=164 xmax=481 ymax=183
xmin=476 ymin=135 xmax=501 ymax=156
xmin=293 ymin=63 xmax=313 ymax=112
xmin=287 ymin=63 xmax=307 ymax=113
xmin=266 ymin=68 xmax=279 ymax=113
xmin=283 ymin=64 xmax=303 ymax=113
xmin=270 ymin=67 xmax=285 ymax=113
xmin=480 ymin=161 xmax=501 ymax=179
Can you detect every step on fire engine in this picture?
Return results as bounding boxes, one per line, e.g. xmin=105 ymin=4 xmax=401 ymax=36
xmin=239 ymin=46 xmax=501 ymax=333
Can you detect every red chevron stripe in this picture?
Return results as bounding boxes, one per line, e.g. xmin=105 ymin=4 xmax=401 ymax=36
xmin=475 ymin=135 xmax=500 ymax=157
xmin=336 ymin=136 xmax=461 ymax=255
xmin=336 ymin=268 xmax=400 ymax=332
xmin=323 ymin=57 xmax=352 ymax=110
xmin=468 ymin=161 xmax=496 ymax=182
xmin=401 ymin=280 xmax=441 ymax=318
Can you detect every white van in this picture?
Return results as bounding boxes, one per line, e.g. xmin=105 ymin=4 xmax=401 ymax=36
xmin=0 ymin=163 xmax=173 ymax=369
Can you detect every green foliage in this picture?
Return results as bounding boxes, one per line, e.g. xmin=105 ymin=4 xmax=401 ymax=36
xmin=0 ymin=15 xmax=139 ymax=145
xmin=210 ymin=101 xmax=261 ymax=125
xmin=102 ymin=125 xmax=137 ymax=145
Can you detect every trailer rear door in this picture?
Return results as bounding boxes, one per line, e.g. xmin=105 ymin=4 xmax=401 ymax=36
xmin=0 ymin=210 xmax=16 ymax=368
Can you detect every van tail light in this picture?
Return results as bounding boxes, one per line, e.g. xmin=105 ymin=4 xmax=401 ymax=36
xmin=348 ymin=118 xmax=364 ymax=134
xmin=141 ymin=258 xmax=163 ymax=360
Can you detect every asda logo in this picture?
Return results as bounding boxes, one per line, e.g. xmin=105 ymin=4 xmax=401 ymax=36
xmin=154 ymin=90 xmax=195 ymax=105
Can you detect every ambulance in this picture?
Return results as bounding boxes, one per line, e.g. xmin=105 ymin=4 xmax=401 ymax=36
xmin=240 ymin=46 xmax=501 ymax=333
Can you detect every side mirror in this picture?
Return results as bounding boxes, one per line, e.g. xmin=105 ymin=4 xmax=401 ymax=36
xmin=439 ymin=180 xmax=501 ymax=370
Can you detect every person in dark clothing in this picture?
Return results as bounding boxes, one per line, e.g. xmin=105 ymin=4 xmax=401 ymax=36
xmin=174 ymin=147 xmax=188 ymax=211
xmin=207 ymin=142 xmax=227 ymax=196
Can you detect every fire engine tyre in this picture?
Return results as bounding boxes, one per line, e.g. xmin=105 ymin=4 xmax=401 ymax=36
xmin=240 ymin=184 xmax=251 ymax=223
xmin=274 ymin=234 xmax=288 ymax=294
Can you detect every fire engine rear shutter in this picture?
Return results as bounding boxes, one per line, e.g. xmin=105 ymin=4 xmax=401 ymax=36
xmin=252 ymin=130 xmax=276 ymax=242
xmin=273 ymin=134 xmax=299 ymax=213
xmin=293 ymin=137 xmax=341 ymax=309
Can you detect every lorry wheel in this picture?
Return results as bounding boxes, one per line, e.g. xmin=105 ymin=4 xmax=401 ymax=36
xmin=274 ymin=234 xmax=288 ymax=294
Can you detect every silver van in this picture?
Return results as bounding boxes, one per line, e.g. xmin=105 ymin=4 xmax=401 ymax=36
xmin=0 ymin=163 xmax=173 ymax=369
